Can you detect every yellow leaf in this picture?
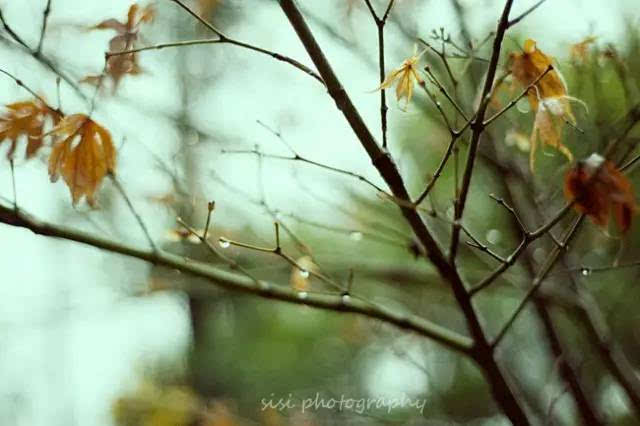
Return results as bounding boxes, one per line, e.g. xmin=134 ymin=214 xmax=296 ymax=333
xmin=48 ymin=114 xmax=116 ymax=206
xmin=375 ymin=46 xmax=425 ymax=110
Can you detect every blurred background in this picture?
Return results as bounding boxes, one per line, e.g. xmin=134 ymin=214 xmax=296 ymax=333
xmin=0 ymin=0 xmax=640 ymax=424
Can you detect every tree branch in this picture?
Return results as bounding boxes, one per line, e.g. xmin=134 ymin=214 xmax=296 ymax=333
xmin=168 ymin=0 xmax=324 ymax=85
xmin=0 ymin=203 xmax=473 ymax=354
xmin=278 ymin=1 xmax=530 ymax=423
xmin=449 ymin=0 xmax=514 ymax=262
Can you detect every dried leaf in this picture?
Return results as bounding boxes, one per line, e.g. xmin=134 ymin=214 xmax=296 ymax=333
xmin=0 ymin=99 xmax=59 ymax=159
xmin=84 ymin=3 xmax=155 ymax=90
xmin=48 ymin=114 xmax=116 ymax=206
xmin=529 ymin=99 xmax=574 ymax=171
xmin=564 ymin=153 xmax=636 ymax=232
xmin=510 ymin=39 xmax=585 ymax=170
xmin=376 ymin=45 xmax=425 ymax=110
xmin=570 ymin=36 xmax=597 ymax=63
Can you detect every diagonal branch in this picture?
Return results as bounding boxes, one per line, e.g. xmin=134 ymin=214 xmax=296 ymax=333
xmin=278 ymin=1 xmax=530 ymax=423
xmin=0 ymin=203 xmax=473 ymax=354
xmin=449 ymin=0 xmax=514 ymax=262
xmin=168 ymin=0 xmax=324 ymax=85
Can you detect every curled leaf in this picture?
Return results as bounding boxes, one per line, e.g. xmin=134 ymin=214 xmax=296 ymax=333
xmin=84 ymin=3 xmax=155 ymax=90
xmin=510 ymin=39 xmax=585 ymax=171
xmin=564 ymin=153 xmax=636 ymax=232
xmin=375 ymin=45 xmax=425 ymax=110
xmin=48 ymin=114 xmax=116 ymax=206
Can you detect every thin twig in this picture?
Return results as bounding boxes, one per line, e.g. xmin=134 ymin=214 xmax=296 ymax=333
xmin=9 ymin=159 xmax=17 ymax=212
xmin=363 ymin=0 xmax=396 ymax=149
xmin=109 ymin=174 xmax=157 ymax=252
xmin=492 ymin=215 xmax=585 ymax=348
xmin=278 ymin=1 xmax=530 ymax=422
xmin=0 ymin=8 xmax=29 ymax=50
xmin=0 ymin=202 xmax=473 ymax=353
xmin=449 ymin=0 xmax=515 ymax=263
xmin=36 ymin=0 xmax=52 ymax=55
xmin=203 ymin=201 xmax=215 ymax=241
xmin=221 ymin=148 xmax=390 ymax=196
xmin=169 ymin=0 xmax=324 ymax=84
xmin=507 ymin=0 xmax=548 ymax=28
xmin=483 ymin=65 xmax=553 ymax=127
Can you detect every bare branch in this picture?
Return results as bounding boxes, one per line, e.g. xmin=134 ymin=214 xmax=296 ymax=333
xmin=449 ymin=0 xmax=515 ymax=262
xmin=0 ymin=203 xmax=473 ymax=354
xmin=169 ymin=0 xmax=324 ymax=84
xmin=36 ymin=0 xmax=52 ymax=55
xmin=507 ymin=0 xmax=548 ymax=28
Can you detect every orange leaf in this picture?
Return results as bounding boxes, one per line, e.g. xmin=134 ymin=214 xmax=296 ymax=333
xmin=564 ymin=154 xmax=636 ymax=232
xmin=48 ymin=114 xmax=116 ymax=206
xmin=510 ymin=39 xmax=585 ymax=171
xmin=0 ymin=99 xmax=59 ymax=159
xmin=510 ymin=39 xmax=568 ymax=110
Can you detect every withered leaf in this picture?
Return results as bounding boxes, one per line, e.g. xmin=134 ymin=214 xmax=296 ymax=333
xmin=0 ymin=100 xmax=59 ymax=159
xmin=510 ymin=39 xmax=584 ymax=171
xmin=564 ymin=154 xmax=636 ymax=232
xmin=84 ymin=3 xmax=155 ymax=90
xmin=48 ymin=114 xmax=116 ymax=206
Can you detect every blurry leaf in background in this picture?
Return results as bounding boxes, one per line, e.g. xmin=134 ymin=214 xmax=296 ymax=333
xmin=197 ymin=0 xmax=223 ymax=19
xmin=48 ymin=114 xmax=116 ymax=206
xmin=570 ymin=36 xmax=598 ymax=63
xmin=82 ymin=3 xmax=155 ymax=90
xmin=112 ymin=380 xmax=201 ymax=426
xmin=0 ymin=99 xmax=59 ymax=159
xmin=290 ymin=256 xmax=318 ymax=290
xmin=564 ymin=153 xmax=636 ymax=232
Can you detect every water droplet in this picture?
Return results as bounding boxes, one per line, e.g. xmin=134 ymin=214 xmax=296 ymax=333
xmin=350 ymin=231 xmax=363 ymax=241
xmin=486 ymin=229 xmax=502 ymax=245
xmin=299 ymin=269 xmax=309 ymax=278
xmin=298 ymin=291 xmax=308 ymax=300
xmin=218 ymin=238 xmax=230 ymax=248
xmin=580 ymin=268 xmax=591 ymax=277
xmin=516 ymin=97 xmax=531 ymax=114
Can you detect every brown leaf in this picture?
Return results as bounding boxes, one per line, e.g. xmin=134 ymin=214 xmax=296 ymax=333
xmin=564 ymin=154 xmax=636 ymax=232
xmin=0 ymin=100 xmax=59 ymax=159
xmin=84 ymin=3 xmax=155 ymax=90
xmin=48 ymin=114 xmax=116 ymax=206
